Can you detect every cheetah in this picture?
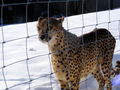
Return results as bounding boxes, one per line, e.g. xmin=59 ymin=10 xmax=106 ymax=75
xmin=37 ymin=17 xmax=120 ymax=90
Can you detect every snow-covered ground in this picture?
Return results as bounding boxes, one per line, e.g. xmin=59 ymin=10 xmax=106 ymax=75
xmin=0 ymin=8 xmax=120 ymax=90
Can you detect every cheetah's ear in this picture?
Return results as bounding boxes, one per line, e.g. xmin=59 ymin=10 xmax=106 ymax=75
xmin=38 ymin=16 xmax=44 ymax=22
xmin=57 ymin=16 xmax=64 ymax=23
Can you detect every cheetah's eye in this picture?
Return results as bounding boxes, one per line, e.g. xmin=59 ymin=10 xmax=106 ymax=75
xmin=47 ymin=23 xmax=53 ymax=30
xmin=49 ymin=26 xmax=53 ymax=29
xmin=47 ymin=25 xmax=53 ymax=30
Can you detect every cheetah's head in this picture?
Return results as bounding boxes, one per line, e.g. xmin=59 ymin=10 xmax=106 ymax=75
xmin=37 ymin=17 xmax=64 ymax=43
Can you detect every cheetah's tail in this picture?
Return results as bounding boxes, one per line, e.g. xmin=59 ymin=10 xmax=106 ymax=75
xmin=111 ymin=61 xmax=120 ymax=77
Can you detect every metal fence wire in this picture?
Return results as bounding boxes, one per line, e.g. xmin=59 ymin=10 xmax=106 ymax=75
xmin=0 ymin=0 xmax=120 ymax=90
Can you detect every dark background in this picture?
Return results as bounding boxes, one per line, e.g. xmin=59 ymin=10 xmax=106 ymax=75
xmin=0 ymin=0 xmax=120 ymax=25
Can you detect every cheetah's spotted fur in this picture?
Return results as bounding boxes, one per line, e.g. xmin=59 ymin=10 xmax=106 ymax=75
xmin=37 ymin=17 xmax=120 ymax=90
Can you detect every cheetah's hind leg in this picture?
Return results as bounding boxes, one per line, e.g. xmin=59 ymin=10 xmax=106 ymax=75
xmin=58 ymin=80 xmax=70 ymax=90
xmin=101 ymin=55 xmax=113 ymax=90
xmin=92 ymin=66 xmax=105 ymax=90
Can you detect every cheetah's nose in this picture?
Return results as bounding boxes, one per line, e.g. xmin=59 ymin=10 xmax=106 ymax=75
xmin=39 ymin=35 xmax=45 ymax=40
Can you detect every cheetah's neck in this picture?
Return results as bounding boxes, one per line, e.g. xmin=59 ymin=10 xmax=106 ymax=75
xmin=48 ymin=29 xmax=78 ymax=53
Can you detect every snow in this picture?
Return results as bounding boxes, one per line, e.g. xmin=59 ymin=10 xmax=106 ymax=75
xmin=0 ymin=8 xmax=120 ymax=90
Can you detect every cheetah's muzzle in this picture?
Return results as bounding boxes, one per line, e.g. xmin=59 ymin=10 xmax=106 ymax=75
xmin=39 ymin=35 xmax=45 ymax=40
xmin=38 ymin=33 xmax=51 ymax=42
